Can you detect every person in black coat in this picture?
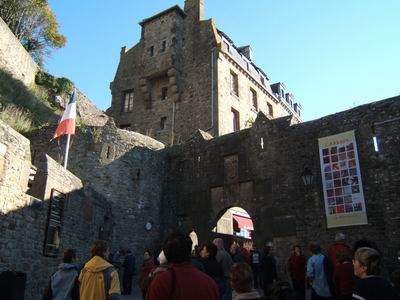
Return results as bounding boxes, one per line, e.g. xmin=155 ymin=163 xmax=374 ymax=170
xmin=122 ymin=249 xmax=136 ymax=295
xmin=200 ymin=243 xmax=226 ymax=298
xmin=352 ymin=247 xmax=397 ymax=300
xmin=261 ymin=245 xmax=277 ymax=299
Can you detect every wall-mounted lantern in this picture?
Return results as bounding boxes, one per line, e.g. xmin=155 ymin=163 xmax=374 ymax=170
xmin=301 ymin=167 xmax=313 ymax=187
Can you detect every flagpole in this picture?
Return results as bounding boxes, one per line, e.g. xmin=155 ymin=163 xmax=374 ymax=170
xmin=64 ymin=134 xmax=71 ymax=168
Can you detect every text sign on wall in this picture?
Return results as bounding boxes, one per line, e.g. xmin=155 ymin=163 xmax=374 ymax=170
xmin=318 ymin=130 xmax=368 ymax=228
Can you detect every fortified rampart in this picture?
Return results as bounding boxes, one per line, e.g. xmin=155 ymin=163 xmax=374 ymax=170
xmin=1 ymin=4 xmax=400 ymax=297
xmin=164 ymin=96 xmax=400 ymax=278
xmin=0 ymin=121 xmax=111 ymax=299
xmin=2 ymin=94 xmax=400 ymax=298
xmin=0 ymin=17 xmax=38 ymax=85
xmin=29 ymin=119 xmax=167 ymax=265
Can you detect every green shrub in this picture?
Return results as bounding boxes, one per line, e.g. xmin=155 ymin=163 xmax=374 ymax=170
xmin=56 ymin=77 xmax=73 ymax=94
xmin=35 ymin=70 xmax=73 ymax=94
xmin=0 ymin=69 xmax=59 ymax=130
xmin=0 ymin=104 xmax=32 ymax=133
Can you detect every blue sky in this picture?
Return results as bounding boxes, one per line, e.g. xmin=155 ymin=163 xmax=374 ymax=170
xmin=46 ymin=0 xmax=400 ymax=122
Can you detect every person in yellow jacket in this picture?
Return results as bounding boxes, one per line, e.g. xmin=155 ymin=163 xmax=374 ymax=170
xmin=79 ymin=240 xmax=121 ymax=300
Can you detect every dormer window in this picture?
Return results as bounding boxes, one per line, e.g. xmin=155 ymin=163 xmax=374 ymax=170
xmin=260 ymin=76 xmax=265 ymax=86
xmin=223 ymin=41 xmax=230 ymax=52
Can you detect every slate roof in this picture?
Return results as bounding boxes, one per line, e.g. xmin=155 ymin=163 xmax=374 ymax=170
xmin=218 ymin=29 xmax=269 ymax=80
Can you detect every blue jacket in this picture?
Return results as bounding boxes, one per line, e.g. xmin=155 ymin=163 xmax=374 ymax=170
xmin=306 ymin=254 xmax=332 ymax=298
xmin=49 ymin=263 xmax=79 ymax=300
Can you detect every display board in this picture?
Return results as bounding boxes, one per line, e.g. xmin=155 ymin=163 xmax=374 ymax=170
xmin=318 ymin=130 xmax=368 ymax=228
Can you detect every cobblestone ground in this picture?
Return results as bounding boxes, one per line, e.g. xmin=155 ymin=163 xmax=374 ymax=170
xmin=120 ymin=283 xmax=313 ymax=300
xmin=121 ymin=285 xmax=141 ymax=300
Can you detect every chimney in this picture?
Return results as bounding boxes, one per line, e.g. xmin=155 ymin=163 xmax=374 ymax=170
xmin=239 ymin=46 xmax=253 ymax=61
xmin=184 ymin=0 xmax=204 ymax=21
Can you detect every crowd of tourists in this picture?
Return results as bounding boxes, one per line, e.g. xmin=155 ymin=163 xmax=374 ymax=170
xmin=42 ymin=232 xmax=399 ymax=300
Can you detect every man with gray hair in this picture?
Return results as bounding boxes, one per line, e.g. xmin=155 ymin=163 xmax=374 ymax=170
xmin=327 ymin=232 xmax=352 ymax=268
xmin=213 ymin=238 xmax=233 ymax=300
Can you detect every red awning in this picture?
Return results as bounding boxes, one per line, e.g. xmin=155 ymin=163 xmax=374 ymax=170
xmin=232 ymin=215 xmax=254 ymax=230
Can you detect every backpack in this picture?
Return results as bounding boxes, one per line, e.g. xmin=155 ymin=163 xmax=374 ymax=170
xmin=42 ymin=267 xmax=79 ymax=300
xmin=102 ymin=266 xmax=116 ymax=300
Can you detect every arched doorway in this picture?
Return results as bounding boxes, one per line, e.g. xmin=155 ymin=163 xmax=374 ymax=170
xmin=212 ymin=207 xmax=254 ymax=239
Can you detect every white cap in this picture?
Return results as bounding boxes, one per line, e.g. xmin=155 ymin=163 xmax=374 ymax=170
xmin=158 ymin=250 xmax=167 ymax=264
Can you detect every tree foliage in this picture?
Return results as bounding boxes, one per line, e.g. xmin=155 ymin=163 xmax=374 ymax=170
xmin=0 ymin=0 xmax=66 ymax=65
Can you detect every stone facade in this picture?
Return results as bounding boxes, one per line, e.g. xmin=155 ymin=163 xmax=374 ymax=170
xmin=0 ymin=121 xmax=111 ymax=300
xmin=1 ymin=8 xmax=399 ymax=292
xmin=2 ymin=92 xmax=400 ymax=298
xmin=163 ymin=96 xmax=400 ymax=278
xmin=29 ymin=119 xmax=167 ymax=267
xmin=0 ymin=17 xmax=38 ymax=86
xmin=108 ymin=0 xmax=302 ymax=146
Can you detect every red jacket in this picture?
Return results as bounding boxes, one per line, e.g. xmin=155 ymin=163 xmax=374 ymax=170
xmin=288 ymin=254 xmax=306 ymax=281
xmin=146 ymin=262 xmax=219 ymax=300
xmin=333 ymin=262 xmax=356 ymax=296
xmin=327 ymin=242 xmax=352 ymax=267
xmin=140 ymin=258 xmax=156 ymax=290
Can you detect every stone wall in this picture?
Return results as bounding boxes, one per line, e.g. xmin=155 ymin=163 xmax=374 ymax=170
xmin=2 ymin=86 xmax=399 ymax=298
xmin=164 ymin=96 xmax=400 ymax=279
xmin=76 ymin=89 xmax=109 ymax=127
xmin=0 ymin=121 xmax=112 ymax=300
xmin=29 ymin=119 xmax=167 ymax=262
xmin=0 ymin=17 xmax=38 ymax=86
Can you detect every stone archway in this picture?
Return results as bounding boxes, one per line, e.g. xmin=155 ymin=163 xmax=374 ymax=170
xmin=209 ymin=206 xmax=256 ymax=255
xmin=212 ymin=206 xmax=254 ymax=240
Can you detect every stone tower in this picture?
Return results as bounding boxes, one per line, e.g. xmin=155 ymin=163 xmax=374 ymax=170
xmin=107 ymin=0 xmax=302 ymax=146
xmin=184 ymin=0 xmax=204 ymax=21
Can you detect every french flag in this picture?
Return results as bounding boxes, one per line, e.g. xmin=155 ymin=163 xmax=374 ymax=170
xmin=52 ymin=88 xmax=76 ymax=139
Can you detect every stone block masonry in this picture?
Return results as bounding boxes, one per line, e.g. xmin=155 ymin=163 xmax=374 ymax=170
xmin=0 ymin=120 xmax=112 ymax=300
xmin=0 ymin=17 xmax=38 ymax=86
xmin=29 ymin=119 xmax=168 ymax=279
xmin=163 ymin=96 xmax=400 ymax=280
xmin=108 ymin=0 xmax=302 ymax=146
xmin=2 ymin=92 xmax=400 ymax=299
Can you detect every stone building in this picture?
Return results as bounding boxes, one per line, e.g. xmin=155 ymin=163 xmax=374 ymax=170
xmin=1 ymin=4 xmax=400 ymax=298
xmin=107 ymin=0 xmax=302 ymax=146
xmin=163 ymin=95 xmax=400 ymax=277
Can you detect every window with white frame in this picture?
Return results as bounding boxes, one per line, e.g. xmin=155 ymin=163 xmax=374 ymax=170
xmin=122 ymin=90 xmax=134 ymax=112
xmin=231 ymin=71 xmax=239 ymax=97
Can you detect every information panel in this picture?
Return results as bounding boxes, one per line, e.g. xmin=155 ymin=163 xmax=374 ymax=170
xmin=318 ymin=130 xmax=368 ymax=228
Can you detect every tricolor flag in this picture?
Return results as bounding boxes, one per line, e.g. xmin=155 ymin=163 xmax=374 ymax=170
xmin=53 ymin=88 xmax=76 ymax=140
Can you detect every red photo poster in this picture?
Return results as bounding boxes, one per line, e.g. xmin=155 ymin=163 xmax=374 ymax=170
xmin=318 ymin=130 xmax=368 ymax=228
